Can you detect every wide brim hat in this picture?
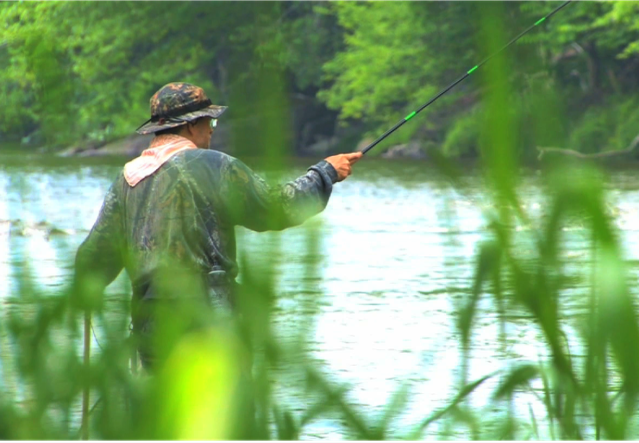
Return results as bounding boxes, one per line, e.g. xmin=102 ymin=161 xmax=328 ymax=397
xmin=136 ymin=82 xmax=227 ymax=135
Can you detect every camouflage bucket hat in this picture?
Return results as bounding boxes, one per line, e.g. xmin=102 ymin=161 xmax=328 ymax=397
xmin=136 ymin=82 xmax=227 ymax=135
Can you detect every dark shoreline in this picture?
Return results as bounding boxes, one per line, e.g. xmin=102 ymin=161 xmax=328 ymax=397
xmin=5 ymin=136 xmax=639 ymax=168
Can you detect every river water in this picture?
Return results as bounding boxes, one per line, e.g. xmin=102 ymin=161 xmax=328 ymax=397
xmin=2 ymin=151 xmax=639 ymax=439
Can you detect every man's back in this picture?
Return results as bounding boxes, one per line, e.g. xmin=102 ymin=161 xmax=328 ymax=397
xmin=122 ymin=148 xmax=234 ymax=294
xmin=74 ymin=142 xmax=339 ymax=305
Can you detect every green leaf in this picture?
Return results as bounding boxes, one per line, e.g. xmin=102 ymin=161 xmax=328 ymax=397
xmin=406 ymin=372 xmax=496 ymax=439
xmin=492 ymin=364 xmax=539 ymax=400
xmin=458 ymin=241 xmax=501 ymax=348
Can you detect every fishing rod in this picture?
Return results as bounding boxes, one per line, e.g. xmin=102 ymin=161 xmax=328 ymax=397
xmin=361 ymin=0 xmax=573 ymax=155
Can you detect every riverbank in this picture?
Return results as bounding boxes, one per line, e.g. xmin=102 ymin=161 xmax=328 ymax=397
xmin=55 ymin=128 xmax=430 ymax=160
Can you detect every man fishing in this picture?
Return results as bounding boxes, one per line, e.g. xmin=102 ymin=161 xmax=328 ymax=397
xmin=72 ymin=82 xmax=362 ymax=370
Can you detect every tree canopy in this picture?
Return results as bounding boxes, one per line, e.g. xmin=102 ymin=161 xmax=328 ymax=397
xmin=2 ymin=1 xmax=639 ymax=159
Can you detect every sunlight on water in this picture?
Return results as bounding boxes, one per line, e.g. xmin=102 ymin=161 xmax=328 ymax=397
xmin=2 ymin=155 xmax=639 ymax=438
xmin=0 ymin=176 xmax=10 ymax=298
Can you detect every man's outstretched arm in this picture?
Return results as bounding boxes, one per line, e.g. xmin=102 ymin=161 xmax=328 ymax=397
xmin=221 ymin=152 xmax=362 ymax=232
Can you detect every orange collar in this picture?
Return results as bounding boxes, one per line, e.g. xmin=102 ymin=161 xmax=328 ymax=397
xmin=123 ymin=135 xmax=197 ymax=187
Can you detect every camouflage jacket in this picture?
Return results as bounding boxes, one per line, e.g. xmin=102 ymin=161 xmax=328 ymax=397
xmin=73 ymin=140 xmax=338 ymax=307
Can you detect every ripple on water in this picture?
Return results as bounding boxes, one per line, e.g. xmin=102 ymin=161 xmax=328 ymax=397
xmin=0 ymin=183 xmax=10 ymax=300
xmin=2 ymin=159 xmax=639 ymax=437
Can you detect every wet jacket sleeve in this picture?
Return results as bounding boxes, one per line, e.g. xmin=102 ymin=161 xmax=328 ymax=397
xmin=222 ymin=158 xmax=339 ymax=232
xmin=72 ymin=180 xmax=125 ymax=307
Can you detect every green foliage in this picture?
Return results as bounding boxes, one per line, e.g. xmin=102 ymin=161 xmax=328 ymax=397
xmin=4 ymin=3 xmax=639 ymax=438
xmin=611 ymin=97 xmax=639 ymax=151
xmin=568 ymin=96 xmax=639 ymax=154
xmin=442 ymin=109 xmax=481 ymax=159
xmin=316 ymin=0 xmax=639 ymax=160
xmin=4 ymin=1 xmax=639 ymax=159
xmin=443 ymin=5 xmax=639 ymax=438
xmin=594 ymin=3 xmax=639 ymax=60
xmin=1 ymin=2 xmax=217 ymax=146
xmin=319 ymin=2 xmax=476 ymax=124
xmin=261 ymin=3 xmax=342 ymax=91
xmin=568 ymin=105 xmax=616 ymax=154
xmin=0 ymin=2 xmax=337 ymax=148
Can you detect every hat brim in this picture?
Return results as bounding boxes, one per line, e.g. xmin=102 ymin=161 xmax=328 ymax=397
xmin=136 ymin=105 xmax=228 ymax=135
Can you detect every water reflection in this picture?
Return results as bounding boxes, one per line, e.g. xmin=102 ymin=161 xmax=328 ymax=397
xmin=1 ymin=155 xmax=639 ymax=438
xmin=0 ymin=176 xmax=11 ymax=295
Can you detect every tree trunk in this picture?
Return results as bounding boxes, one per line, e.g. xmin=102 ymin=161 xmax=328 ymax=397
xmin=584 ymin=41 xmax=600 ymax=93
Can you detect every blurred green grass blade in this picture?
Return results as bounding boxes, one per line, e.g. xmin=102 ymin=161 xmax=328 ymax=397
xmin=407 ymin=372 xmax=496 ymax=439
xmin=377 ymin=383 xmax=411 ymax=439
xmin=528 ymin=403 xmax=539 ymax=439
xmin=458 ymin=241 xmax=500 ymax=348
xmin=492 ymin=364 xmax=539 ymax=401
xmin=272 ymin=405 xmax=299 ymax=440
xmin=304 ymin=367 xmax=377 ymax=439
